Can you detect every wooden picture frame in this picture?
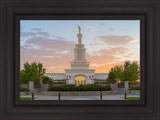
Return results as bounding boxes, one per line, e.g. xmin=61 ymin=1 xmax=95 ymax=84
xmin=0 ymin=0 xmax=159 ymax=120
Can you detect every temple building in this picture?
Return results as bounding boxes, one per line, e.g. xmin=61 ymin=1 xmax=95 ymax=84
xmin=45 ymin=27 xmax=108 ymax=85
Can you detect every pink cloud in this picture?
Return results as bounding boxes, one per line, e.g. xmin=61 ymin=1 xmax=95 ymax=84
xmin=24 ymin=37 xmax=75 ymax=51
xmin=21 ymin=42 xmax=131 ymax=73
xmin=20 ymin=48 xmax=73 ymax=73
xmin=37 ymin=32 xmax=50 ymax=37
xmin=20 ymin=36 xmax=75 ymax=72
xmin=21 ymin=34 xmax=135 ymax=73
xmin=91 ymin=47 xmax=129 ymax=56
xmin=21 ymin=32 xmax=36 ymax=37
xmin=97 ymin=35 xmax=136 ymax=45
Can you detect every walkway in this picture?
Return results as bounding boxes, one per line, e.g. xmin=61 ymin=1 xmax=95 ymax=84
xmin=20 ymin=94 xmax=140 ymax=100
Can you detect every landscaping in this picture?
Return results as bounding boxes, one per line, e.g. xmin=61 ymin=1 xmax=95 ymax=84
xmin=47 ymin=84 xmax=111 ymax=91
xmin=20 ymin=97 xmax=32 ymax=100
xmin=126 ymin=97 xmax=140 ymax=100
xmin=122 ymin=97 xmax=140 ymax=100
xmin=20 ymin=97 xmax=38 ymax=100
xmin=129 ymin=86 xmax=140 ymax=90
xmin=20 ymin=87 xmax=30 ymax=92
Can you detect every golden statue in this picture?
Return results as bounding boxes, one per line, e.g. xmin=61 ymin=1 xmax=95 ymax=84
xmin=78 ymin=26 xmax=81 ymax=34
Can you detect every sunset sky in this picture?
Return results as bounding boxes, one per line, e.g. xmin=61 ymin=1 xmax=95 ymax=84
xmin=20 ymin=20 xmax=140 ymax=73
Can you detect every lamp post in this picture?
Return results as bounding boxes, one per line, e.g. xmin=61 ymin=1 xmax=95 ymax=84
xmin=58 ymin=92 xmax=61 ymax=100
xmin=100 ymin=91 xmax=102 ymax=100
xmin=32 ymin=91 xmax=34 ymax=100
xmin=124 ymin=90 xmax=127 ymax=100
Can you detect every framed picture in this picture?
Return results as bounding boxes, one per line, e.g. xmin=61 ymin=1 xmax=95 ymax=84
xmin=19 ymin=20 xmax=141 ymax=102
xmin=0 ymin=0 xmax=160 ymax=120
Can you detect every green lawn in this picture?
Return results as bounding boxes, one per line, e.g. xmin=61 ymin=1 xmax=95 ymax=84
xmin=121 ymin=97 xmax=140 ymax=100
xmin=126 ymin=97 xmax=140 ymax=100
xmin=20 ymin=97 xmax=37 ymax=100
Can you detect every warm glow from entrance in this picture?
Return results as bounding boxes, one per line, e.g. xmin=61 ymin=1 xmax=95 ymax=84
xmin=75 ymin=75 xmax=86 ymax=85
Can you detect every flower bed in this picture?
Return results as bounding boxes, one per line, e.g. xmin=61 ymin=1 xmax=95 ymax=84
xmin=42 ymin=91 xmax=118 ymax=96
xmin=47 ymin=84 xmax=111 ymax=91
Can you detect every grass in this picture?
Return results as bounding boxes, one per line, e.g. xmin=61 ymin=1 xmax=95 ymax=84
xmin=121 ymin=97 xmax=140 ymax=100
xmin=20 ymin=97 xmax=38 ymax=100
xmin=126 ymin=97 xmax=140 ymax=100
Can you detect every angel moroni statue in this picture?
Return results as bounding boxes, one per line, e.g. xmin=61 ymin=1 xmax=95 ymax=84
xmin=78 ymin=26 xmax=81 ymax=34
xmin=77 ymin=26 xmax=82 ymax=44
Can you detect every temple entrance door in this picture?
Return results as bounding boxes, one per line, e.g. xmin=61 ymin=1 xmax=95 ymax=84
xmin=75 ymin=75 xmax=86 ymax=86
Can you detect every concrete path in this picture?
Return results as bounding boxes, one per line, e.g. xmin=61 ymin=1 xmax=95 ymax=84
xmin=20 ymin=94 xmax=140 ymax=100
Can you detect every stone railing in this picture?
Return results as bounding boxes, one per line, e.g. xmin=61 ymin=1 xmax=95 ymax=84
xmin=41 ymin=91 xmax=118 ymax=96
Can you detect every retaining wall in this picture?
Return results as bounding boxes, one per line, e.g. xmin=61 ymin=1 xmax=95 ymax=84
xmin=41 ymin=91 xmax=118 ymax=96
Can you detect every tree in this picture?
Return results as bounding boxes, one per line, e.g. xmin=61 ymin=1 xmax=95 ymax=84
xmin=107 ymin=68 xmax=116 ymax=84
xmin=120 ymin=61 xmax=140 ymax=82
xmin=107 ymin=65 xmax=123 ymax=84
xmin=113 ymin=65 xmax=123 ymax=79
xmin=42 ymin=76 xmax=54 ymax=87
xmin=130 ymin=62 xmax=140 ymax=82
xmin=20 ymin=62 xmax=46 ymax=84
xmin=20 ymin=70 xmax=29 ymax=84
xmin=107 ymin=61 xmax=140 ymax=84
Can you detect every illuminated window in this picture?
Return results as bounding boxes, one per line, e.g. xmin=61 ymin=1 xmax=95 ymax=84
xmin=75 ymin=75 xmax=86 ymax=85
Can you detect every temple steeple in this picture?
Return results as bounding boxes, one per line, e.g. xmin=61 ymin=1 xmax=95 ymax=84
xmin=77 ymin=26 xmax=82 ymax=44
xmin=70 ymin=26 xmax=89 ymax=69
xmin=73 ymin=26 xmax=87 ymax=62
xmin=64 ymin=26 xmax=95 ymax=85
xmin=77 ymin=33 xmax=82 ymax=44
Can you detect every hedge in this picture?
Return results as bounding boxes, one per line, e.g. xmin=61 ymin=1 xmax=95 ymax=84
xmin=47 ymin=84 xmax=111 ymax=91
xmin=129 ymin=86 xmax=140 ymax=90
xmin=20 ymin=88 xmax=30 ymax=92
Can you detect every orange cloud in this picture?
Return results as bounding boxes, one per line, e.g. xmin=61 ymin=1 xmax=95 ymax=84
xmin=21 ymin=31 xmax=138 ymax=73
xmin=97 ymin=35 xmax=137 ymax=45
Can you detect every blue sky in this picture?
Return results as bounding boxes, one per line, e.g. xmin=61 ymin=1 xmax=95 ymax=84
xmin=20 ymin=20 xmax=140 ymax=73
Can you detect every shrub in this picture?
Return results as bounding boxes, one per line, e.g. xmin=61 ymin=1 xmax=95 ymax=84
xmin=47 ymin=84 xmax=111 ymax=91
xmin=129 ymin=86 xmax=140 ymax=90
xmin=54 ymin=82 xmax=64 ymax=84
xmin=20 ymin=87 xmax=30 ymax=92
xmin=43 ymin=76 xmax=53 ymax=84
